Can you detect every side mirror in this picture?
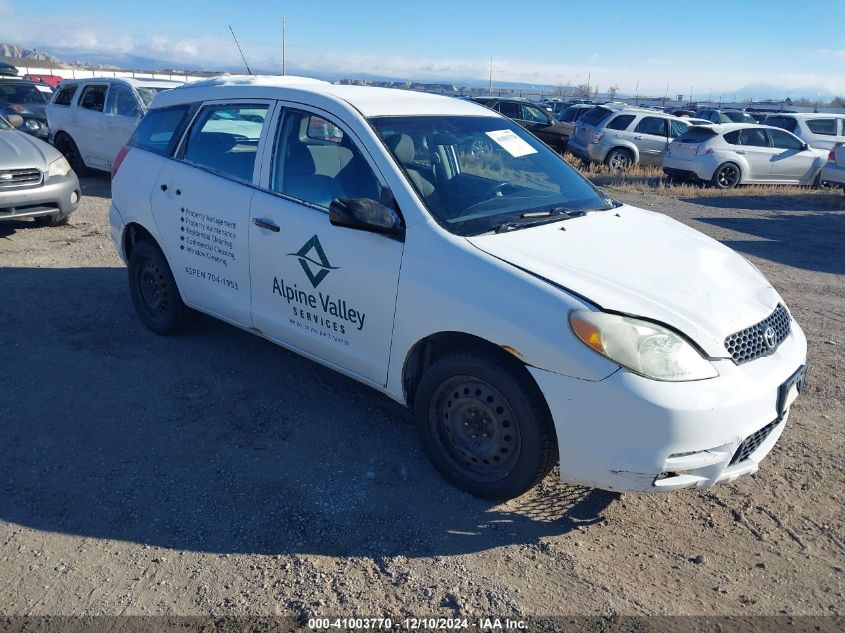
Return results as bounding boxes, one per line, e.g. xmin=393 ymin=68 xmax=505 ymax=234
xmin=6 ymin=114 xmax=24 ymax=128
xmin=802 ymin=143 xmax=810 ymax=151
xmin=329 ymin=197 xmax=405 ymax=239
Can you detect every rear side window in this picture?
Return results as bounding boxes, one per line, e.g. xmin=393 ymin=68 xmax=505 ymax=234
xmin=105 ymin=85 xmax=140 ymax=117
xmin=806 ymin=119 xmax=837 ymax=135
xmin=634 ymin=116 xmax=668 ymax=136
xmin=79 ymin=85 xmax=107 ymax=112
xmin=605 ymin=114 xmax=635 ymax=131
xmin=764 ymin=116 xmax=798 ymax=133
xmin=130 ymin=104 xmax=192 ymax=156
xmin=496 ymin=102 xmax=520 ymax=118
xmin=580 ymin=106 xmax=613 ymax=126
xmin=677 ymin=127 xmax=717 ymax=143
xmin=53 ymin=85 xmax=77 ymax=106
xmin=181 ymin=104 xmax=269 ymax=182
xmin=739 ymin=128 xmax=769 ymax=147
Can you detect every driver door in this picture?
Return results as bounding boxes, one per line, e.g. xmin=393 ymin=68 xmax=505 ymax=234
xmin=249 ymin=105 xmax=404 ymax=386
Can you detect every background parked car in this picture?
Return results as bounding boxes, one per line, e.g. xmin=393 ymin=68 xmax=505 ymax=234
xmin=47 ymin=77 xmax=183 ymax=175
xmin=553 ymin=103 xmax=594 ymax=143
xmin=762 ymin=112 xmax=845 ymax=150
xmin=0 ymin=113 xmax=80 ymax=226
xmin=0 ymin=78 xmax=51 ymax=140
xmin=663 ymin=123 xmax=829 ymax=188
xmin=0 ymin=61 xmax=18 ymax=77
xmin=695 ymin=108 xmax=758 ymax=124
xmin=471 ymin=97 xmax=569 ymax=152
xmin=820 ymin=143 xmax=845 ymax=193
xmin=568 ymin=105 xmax=689 ymax=171
xmin=24 ymin=74 xmax=64 ymax=89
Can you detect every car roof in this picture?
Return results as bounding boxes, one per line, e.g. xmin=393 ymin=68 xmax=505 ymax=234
xmin=762 ymin=111 xmax=845 ymax=119
xmin=154 ymin=75 xmax=496 ymax=118
xmin=707 ymin=123 xmax=793 ymax=133
xmin=57 ymin=77 xmax=183 ymax=89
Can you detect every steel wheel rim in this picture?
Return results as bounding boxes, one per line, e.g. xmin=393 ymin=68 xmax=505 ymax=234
xmin=429 ymin=375 xmax=521 ymax=483
xmin=718 ymin=165 xmax=739 ymax=187
xmin=138 ymin=258 xmax=169 ymax=320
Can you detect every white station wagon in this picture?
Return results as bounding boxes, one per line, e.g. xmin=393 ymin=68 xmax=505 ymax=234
xmin=109 ymin=76 xmax=807 ymax=500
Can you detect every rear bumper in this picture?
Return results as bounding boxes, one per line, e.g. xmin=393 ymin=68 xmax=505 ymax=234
xmin=529 ymin=321 xmax=807 ymax=493
xmin=0 ymin=173 xmax=80 ymax=220
xmin=820 ymin=162 xmax=845 ymax=186
xmin=567 ymin=137 xmax=608 ymax=163
xmin=663 ymin=153 xmax=718 ymax=181
xmin=663 ymin=167 xmax=700 ymax=181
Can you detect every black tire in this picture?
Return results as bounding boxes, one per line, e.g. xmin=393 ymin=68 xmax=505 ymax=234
xmin=813 ymin=173 xmax=834 ymax=190
xmin=414 ymin=350 xmax=557 ymax=501
xmin=54 ymin=133 xmax=89 ymax=177
xmin=128 ymin=240 xmax=193 ymax=335
xmin=711 ymin=162 xmax=741 ymax=189
xmin=605 ymin=148 xmax=634 ymax=173
xmin=33 ymin=212 xmax=70 ymax=227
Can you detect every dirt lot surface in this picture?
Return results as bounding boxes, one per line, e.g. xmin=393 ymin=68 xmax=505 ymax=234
xmin=1 ymin=176 xmax=843 ymax=620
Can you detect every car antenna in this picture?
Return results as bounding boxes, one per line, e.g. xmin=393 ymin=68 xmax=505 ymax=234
xmin=228 ymin=25 xmax=253 ymax=75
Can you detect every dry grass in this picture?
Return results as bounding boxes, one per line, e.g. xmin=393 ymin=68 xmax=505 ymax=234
xmin=561 ymin=151 xmax=845 ymax=207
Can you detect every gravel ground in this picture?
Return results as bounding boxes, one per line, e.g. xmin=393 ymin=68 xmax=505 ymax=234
xmin=0 ymin=176 xmax=843 ymax=619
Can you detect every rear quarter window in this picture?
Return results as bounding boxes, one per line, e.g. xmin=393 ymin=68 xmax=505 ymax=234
xmin=806 ymin=119 xmax=837 ymax=136
xmin=129 ymin=104 xmax=193 ymax=156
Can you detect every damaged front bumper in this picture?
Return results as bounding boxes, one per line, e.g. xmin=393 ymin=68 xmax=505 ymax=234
xmin=529 ymin=322 xmax=807 ymax=493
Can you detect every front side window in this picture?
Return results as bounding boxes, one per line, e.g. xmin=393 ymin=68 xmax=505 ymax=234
xmin=634 ymin=117 xmax=668 ymax=136
xmin=181 ymin=104 xmax=269 ymax=182
xmin=272 ymin=108 xmax=381 ymax=209
xmin=53 ymin=85 xmax=77 ymax=106
xmin=79 ymin=85 xmax=108 ymax=112
xmin=806 ymin=118 xmax=837 ymax=135
xmin=606 ymin=114 xmax=635 ymax=131
xmin=768 ymin=129 xmax=804 ymax=151
xmin=105 ymin=85 xmax=141 ymax=117
xmin=521 ymin=105 xmax=549 ymax=124
xmin=370 ymin=115 xmax=609 ymax=237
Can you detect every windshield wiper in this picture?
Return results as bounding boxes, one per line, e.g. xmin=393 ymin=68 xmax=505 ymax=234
xmin=494 ymin=209 xmax=579 ymax=233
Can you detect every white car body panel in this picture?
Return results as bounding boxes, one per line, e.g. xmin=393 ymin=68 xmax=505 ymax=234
xmin=820 ymin=144 xmax=845 ymax=187
xmin=109 ymin=76 xmax=808 ymax=493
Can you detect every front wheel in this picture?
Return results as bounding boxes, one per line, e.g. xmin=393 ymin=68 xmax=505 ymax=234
xmin=54 ymin=133 xmax=89 ymax=177
xmin=128 ymin=240 xmax=194 ymax=335
xmin=414 ymin=351 xmax=557 ymax=501
xmin=711 ymin=162 xmax=741 ymax=189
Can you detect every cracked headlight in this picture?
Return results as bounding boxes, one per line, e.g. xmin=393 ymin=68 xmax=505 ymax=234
xmin=48 ymin=156 xmax=72 ymax=178
xmin=569 ymin=310 xmax=718 ymax=381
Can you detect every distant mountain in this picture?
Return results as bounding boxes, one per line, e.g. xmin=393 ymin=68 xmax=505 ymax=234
xmin=0 ymin=43 xmax=63 ymax=64
xmin=41 ymin=48 xmax=209 ymax=73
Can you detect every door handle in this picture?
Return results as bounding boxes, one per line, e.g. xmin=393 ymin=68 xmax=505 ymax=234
xmin=735 ymin=150 xmax=747 ymax=154
xmin=633 ymin=135 xmax=643 ymax=140
xmin=252 ymin=218 xmax=280 ymax=232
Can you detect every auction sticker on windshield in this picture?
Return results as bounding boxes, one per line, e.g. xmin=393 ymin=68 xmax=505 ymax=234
xmin=485 ymin=129 xmax=537 ymax=157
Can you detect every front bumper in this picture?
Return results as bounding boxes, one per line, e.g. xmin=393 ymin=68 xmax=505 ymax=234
xmin=530 ymin=321 xmax=807 ymax=493
xmin=0 ymin=172 xmax=80 ymax=220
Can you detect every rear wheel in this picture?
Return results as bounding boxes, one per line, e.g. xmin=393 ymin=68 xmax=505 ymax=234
xmin=605 ymin=148 xmax=634 ymax=173
xmin=711 ymin=162 xmax=741 ymax=189
xmin=414 ymin=350 xmax=557 ymax=501
xmin=128 ymin=240 xmax=194 ymax=335
xmin=54 ymin=133 xmax=89 ymax=177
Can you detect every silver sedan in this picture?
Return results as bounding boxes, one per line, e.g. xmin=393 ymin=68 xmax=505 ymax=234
xmin=0 ymin=114 xmax=80 ymax=226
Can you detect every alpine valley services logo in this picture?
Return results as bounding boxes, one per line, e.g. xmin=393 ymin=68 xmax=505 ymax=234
xmin=287 ymin=235 xmax=338 ymax=288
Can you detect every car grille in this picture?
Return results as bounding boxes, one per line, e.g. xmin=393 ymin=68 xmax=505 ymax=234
xmin=0 ymin=168 xmax=43 ymax=188
xmin=729 ymin=419 xmax=781 ymax=466
xmin=724 ymin=304 xmax=790 ymax=364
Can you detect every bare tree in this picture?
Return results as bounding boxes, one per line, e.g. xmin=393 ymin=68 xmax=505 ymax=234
xmin=575 ymin=83 xmax=591 ymax=98
xmin=607 ymin=85 xmax=619 ymax=100
xmin=829 ymin=96 xmax=845 ymax=107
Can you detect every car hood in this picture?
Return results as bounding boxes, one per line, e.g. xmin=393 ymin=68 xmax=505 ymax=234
xmin=1 ymin=102 xmax=47 ymax=118
xmin=0 ymin=129 xmax=60 ymax=170
xmin=466 ymin=204 xmax=782 ymax=357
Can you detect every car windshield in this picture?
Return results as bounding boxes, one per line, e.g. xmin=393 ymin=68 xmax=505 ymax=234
xmin=136 ymin=87 xmax=171 ymax=108
xmin=0 ymin=83 xmax=49 ymax=104
xmin=369 ymin=115 xmax=610 ymax=236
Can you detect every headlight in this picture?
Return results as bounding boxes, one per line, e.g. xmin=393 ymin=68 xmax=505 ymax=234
xmin=8 ymin=105 xmax=26 ymax=113
xmin=569 ymin=310 xmax=718 ymax=381
xmin=48 ymin=156 xmax=72 ymax=178
xmin=24 ymin=119 xmax=42 ymax=130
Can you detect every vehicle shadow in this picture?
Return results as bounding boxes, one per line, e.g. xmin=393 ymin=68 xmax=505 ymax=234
xmin=681 ymin=192 xmax=844 ymax=213
xmin=79 ymin=173 xmax=112 ymax=199
xmin=0 ymin=266 xmax=616 ymax=558
xmin=692 ymin=212 xmax=845 ymax=275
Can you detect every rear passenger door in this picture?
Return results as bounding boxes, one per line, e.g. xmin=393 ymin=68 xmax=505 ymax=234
xmin=150 ymin=100 xmax=275 ymax=327
xmin=733 ymin=127 xmax=777 ymax=180
xmin=632 ymin=116 xmax=669 ymax=165
xmin=248 ymin=105 xmax=404 ymax=386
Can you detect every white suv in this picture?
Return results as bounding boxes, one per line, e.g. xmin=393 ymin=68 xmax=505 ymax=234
xmin=762 ymin=113 xmax=845 ymax=151
xmin=109 ymin=76 xmax=807 ymax=500
xmin=47 ymin=77 xmax=182 ymax=174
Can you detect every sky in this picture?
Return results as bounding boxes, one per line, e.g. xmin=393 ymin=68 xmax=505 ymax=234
xmin=1 ymin=0 xmax=844 ymax=98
